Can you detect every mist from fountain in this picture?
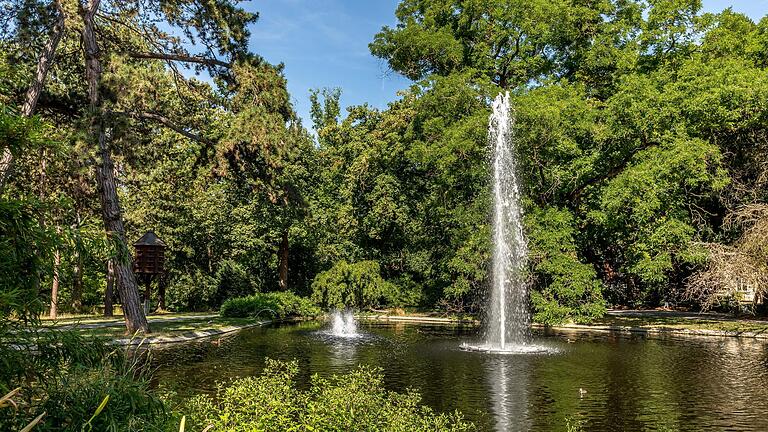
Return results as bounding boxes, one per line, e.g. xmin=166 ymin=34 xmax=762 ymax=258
xmin=486 ymin=91 xmax=529 ymax=351
xmin=463 ymin=92 xmax=549 ymax=354
xmin=328 ymin=309 xmax=359 ymax=338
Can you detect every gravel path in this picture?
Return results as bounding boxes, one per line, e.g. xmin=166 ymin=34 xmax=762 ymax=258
xmin=53 ymin=314 xmax=219 ymax=330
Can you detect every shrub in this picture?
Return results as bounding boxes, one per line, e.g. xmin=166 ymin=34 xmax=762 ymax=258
xmin=0 ymin=326 xmax=165 ymax=431
xmin=311 ymin=260 xmax=396 ymax=309
xmin=184 ymin=359 xmax=474 ymax=431
xmin=220 ymin=292 xmax=321 ymax=319
xmin=527 ymin=207 xmax=606 ymax=325
xmin=166 ymin=269 xmax=218 ymax=311
xmin=212 ymin=259 xmax=256 ymax=305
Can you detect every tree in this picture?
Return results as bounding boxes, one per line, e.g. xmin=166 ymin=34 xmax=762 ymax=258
xmin=333 ymin=0 xmax=768 ymax=318
xmin=1 ymin=0 xmax=265 ymax=331
xmin=370 ymin=0 xmax=643 ymax=89
xmin=0 ymin=0 xmax=65 ymax=191
xmin=80 ymin=0 xmax=149 ymax=332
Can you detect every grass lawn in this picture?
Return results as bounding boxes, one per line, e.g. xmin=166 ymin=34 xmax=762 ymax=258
xmin=593 ymin=313 xmax=768 ymax=333
xmin=40 ymin=309 xmax=768 ymax=341
xmin=41 ymin=311 xmax=216 ymax=326
xmin=44 ymin=314 xmax=256 ymax=340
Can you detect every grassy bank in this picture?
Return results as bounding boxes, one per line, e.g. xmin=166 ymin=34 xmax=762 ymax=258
xmin=44 ymin=314 xmax=254 ymax=340
xmin=360 ymin=309 xmax=768 ymax=336
xmin=593 ymin=312 xmax=768 ymax=334
xmin=45 ymin=309 xmax=768 ymax=342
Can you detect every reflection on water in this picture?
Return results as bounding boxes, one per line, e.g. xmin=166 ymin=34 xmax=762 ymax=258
xmin=487 ymin=357 xmax=530 ymax=432
xmin=492 ymin=359 xmax=512 ymax=431
xmin=151 ymin=322 xmax=768 ymax=432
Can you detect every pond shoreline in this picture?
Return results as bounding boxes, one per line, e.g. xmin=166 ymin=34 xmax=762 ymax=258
xmin=100 ymin=309 xmax=768 ymax=345
xmin=111 ymin=320 xmax=272 ymax=346
xmin=359 ymin=313 xmax=768 ymax=340
xmin=536 ymin=322 xmax=768 ymax=340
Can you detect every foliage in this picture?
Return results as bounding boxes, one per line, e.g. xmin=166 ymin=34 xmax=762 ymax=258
xmin=358 ymin=0 xmax=768 ymax=318
xmin=0 ymin=104 xmax=46 ymax=159
xmin=220 ymin=292 xmax=321 ymax=319
xmin=4 ymin=0 xmax=768 ymax=328
xmin=0 ymin=196 xmax=51 ymax=321
xmin=686 ymin=205 xmax=768 ymax=310
xmin=311 ymin=260 xmax=397 ymax=309
xmin=369 ymin=0 xmax=641 ymax=89
xmin=308 ymin=73 xmax=493 ymax=312
xmin=166 ymin=259 xmax=261 ymax=312
xmin=2 ymin=3 xmax=768 ymax=430
xmin=184 ymin=359 xmax=474 ymax=431
xmin=0 ymin=107 xmax=52 ymax=320
xmin=0 ymin=324 xmax=165 ymax=431
xmin=0 ymin=106 xmax=164 ymax=431
xmin=166 ymin=269 xmax=218 ymax=312
xmin=526 ymin=207 xmax=605 ymax=324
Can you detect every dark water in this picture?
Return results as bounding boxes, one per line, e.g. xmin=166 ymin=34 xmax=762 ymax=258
xmin=151 ymin=321 xmax=768 ymax=431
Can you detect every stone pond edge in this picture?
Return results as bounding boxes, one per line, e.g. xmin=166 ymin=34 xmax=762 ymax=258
xmin=358 ymin=314 xmax=768 ymax=340
xmin=110 ymin=313 xmax=768 ymax=346
xmin=111 ymin=320 xmax=272 ymax=346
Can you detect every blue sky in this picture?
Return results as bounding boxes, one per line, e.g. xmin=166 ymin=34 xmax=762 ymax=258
xmin=243 ymin=0 xmax=768 ymax=128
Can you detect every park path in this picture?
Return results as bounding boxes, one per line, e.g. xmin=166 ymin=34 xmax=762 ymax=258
xmin=606 ymin=309 xmax=768 ymax=324
xmin=52 ymin=313 xmax=219 ymax=330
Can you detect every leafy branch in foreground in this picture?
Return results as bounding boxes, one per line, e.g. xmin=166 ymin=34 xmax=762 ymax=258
xmin=184 ymin=359 xmax=474 ymax=432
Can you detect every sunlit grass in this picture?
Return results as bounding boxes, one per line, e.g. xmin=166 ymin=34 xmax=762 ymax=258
xmin=43 ymin=315 xmax=256 ymax=339
xmin=593 ymin=314 xmax=768 ymax=333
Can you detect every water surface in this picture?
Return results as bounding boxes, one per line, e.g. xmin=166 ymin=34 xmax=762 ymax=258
xmin=152 ymin=321 xmax=768 ymax=431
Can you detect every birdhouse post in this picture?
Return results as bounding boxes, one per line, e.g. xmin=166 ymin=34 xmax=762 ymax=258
xmin=133 ymin=231 xmax=166 ymax=314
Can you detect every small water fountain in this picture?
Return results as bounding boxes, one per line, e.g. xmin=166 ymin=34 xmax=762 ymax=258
xmin=463 ymin=92 xmax=548 ymax=354
xmin=327 ymin=309 xmax=359 ymax=338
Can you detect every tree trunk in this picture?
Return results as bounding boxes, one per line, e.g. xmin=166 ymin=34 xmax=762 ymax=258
xmin=144 ymin=275 xmax=152 ymax=314
xmin=278 ymin=229 xmax=289 ymax=290
xmin=49 ymin=248 xmax=60 ymax=319
xmin=0 ymin=0 xmax=65 ymax=191
xmin=105 ymin=259 xmax=114 ymax=317
xmin=82 ymin=0 xmax=148 ymax=334
xmin=72 ymin=248 xmax=83 ymax=312
xmin=158 ymin=275 xmax=166 ymax=311
xmin=207 ymin=242 xmax=213 ymax=273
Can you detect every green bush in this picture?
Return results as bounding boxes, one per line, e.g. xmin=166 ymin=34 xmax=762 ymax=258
xmin=311 ymin=260 xmax=396 ymax=309
xmin=167 ymin=260 xmax=264 ymax=311
xmin=527 ymin=207 xmax=606 ymax=325
xmin=166 ymin=269 xmax=218 ymax=311
xmin=220 ymin=292 xmax=321 ymax=319
xmin=0 ymin=326 xmax=165 ymax=431
xmin=184 ymin=359 xmax=474 ymax=431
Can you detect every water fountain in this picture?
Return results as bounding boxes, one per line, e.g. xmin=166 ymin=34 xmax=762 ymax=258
xmin=327 ymin=309 xmax=359 ymax=338
xmin=464 ymin=92 xmax=546 ymax=354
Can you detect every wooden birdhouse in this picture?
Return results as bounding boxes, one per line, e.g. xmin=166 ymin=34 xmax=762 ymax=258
xmin=133 ymin=231 xmax=166 ymax=275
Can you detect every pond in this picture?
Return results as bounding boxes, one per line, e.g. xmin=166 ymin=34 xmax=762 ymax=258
xmin=152 ymin=321 xmax=768 ymax=432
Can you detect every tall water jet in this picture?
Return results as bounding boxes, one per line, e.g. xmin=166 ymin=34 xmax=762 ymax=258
xmin=328 ymin=309 xmax=359 ymax=338
xmin=485 ymin=91 xmax=529 ymax=351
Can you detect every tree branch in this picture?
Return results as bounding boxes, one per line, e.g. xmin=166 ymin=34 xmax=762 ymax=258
xmin=568 ymin=141 xmax=655 ymax=202
xmin=128 ymin=52 xmax=231 ymax=68
xmin=132 ymin=111 xmax=215 ymax=147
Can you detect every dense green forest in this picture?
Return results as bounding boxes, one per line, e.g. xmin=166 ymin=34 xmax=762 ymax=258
xmin=2 ymin=0 xmax=768 ymax=331
xmin=2 ymin=0 xmax=768 ymax=430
